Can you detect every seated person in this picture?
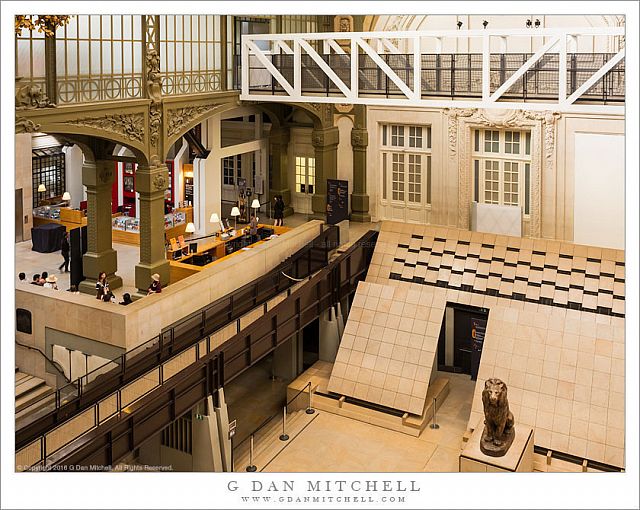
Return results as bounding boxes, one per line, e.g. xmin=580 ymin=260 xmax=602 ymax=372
xmin=18 ymin=272 xmax=27 ymax=283
xmin=119 ymin=293 xmax=133 ymax=305
xmin=43 ymin=275 xmax=59 ymax=290
xmin=103 ymin=290 xmax=117 ymax=303
xmin=147 ymin=273 xmax=162 ymax=295
xmin=31 ymin=274 xmax=40 ymax=285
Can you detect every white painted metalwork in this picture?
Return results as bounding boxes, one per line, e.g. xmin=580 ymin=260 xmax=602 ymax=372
xmin=240 ymin=27 xmax=625 ymax=114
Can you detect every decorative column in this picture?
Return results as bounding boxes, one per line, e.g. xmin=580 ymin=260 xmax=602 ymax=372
xmin=350 ymin=105 xmax=370 ymax=222
xmin=134 ymin=14 xmax=169 ymax=292
xmin=311 ymin=126 xmax=340 ymax=219
xmin=269 ymin=127 xmax=294 ymax=217
xmin=79 ymin=160 xmax=122 ymax=294
xmin=134 ymin=162 xmax=170 ymax=292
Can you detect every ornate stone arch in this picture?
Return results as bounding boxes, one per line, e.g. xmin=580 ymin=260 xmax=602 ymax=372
xmin=445 ymin=108 xmax=561 ymax=238
xmin=162 ymin=97 xmax=241 ymax=155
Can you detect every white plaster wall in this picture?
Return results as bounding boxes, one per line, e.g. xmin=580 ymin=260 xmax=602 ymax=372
xmin=63 ymin=145 xmax=85 ymax=209
xmin=573 ymin=133 xmax=625 ymax=249
xmin=15 ymin=133 xmax=33 ymax=241
xmin=174 ymin=139 xmax=190 ymax=208
xmin=369 ymin=15 xmax=623 ymax=53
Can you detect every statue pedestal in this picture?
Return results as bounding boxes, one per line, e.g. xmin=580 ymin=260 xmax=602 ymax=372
xmin=459 ymin=425 xmax=534 ymax=472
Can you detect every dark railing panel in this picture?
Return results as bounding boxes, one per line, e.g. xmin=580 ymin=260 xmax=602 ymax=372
xmin=16 ymin=225 xmax=338 ymax=450
xmin=40 ymin=231 xmax=376 ymax=468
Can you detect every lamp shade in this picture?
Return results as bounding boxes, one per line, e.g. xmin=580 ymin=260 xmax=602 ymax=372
xmin=185 ymin=222 xmax=196 ymax=233
xmin=209 ymin=213 xmax=220 ymax=223
xmin=230 ymin=207 xmax=240 ymax=217
xmin=62 ymin=191 xmax=71 ymax=201
xmin=251 ymin=199 xmax=260 ymax=209
xmin=37 ymin=184 xmax=46 ymax=193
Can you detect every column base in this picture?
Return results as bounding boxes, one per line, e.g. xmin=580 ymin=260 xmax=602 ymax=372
xmin=135 ymin=260 xmax=170 ymax=293
xmin=311 ymin=194 xmax=327 ymax=220
xmin=79 ymin=274 xmax=123 ymax=296
xmin=350 ymin=193 xmax=370 ymax=223
xmin=350 ymin=212 xmax=372 ymax=223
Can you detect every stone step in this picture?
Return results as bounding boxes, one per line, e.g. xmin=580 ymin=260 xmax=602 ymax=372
xmin=16 ymin=384 xmax=54 ymax=413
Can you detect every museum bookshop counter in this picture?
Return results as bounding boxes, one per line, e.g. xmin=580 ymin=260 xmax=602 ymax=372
xmin=168 ymin=224 xmax=290 ymax=283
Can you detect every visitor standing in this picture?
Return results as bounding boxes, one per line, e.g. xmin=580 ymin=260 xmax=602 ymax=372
xmin=96 ymin=272 xmax=110 ymax=300
xmin=274 ymin=195 xmax=285 ymax=226
xmin=59 ymin=232 xmax=70 ymax=272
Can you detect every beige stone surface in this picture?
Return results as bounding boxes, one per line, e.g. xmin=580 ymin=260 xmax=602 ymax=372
xmin=460 ymin=425 xmax=534 ymax=472
xmin=328 ymin=281 xmax=444 ymax=415
xmin=366 ymin=220 xmax=626 ymax=469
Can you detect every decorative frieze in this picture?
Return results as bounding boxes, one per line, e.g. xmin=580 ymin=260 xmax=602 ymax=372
xmin=146 ymin=48 xmax=162 ymax=148
xmin=166 ymin=103 xmax=222 ymax=137
xmin=67 ymin=113 xmax=145 ymax=143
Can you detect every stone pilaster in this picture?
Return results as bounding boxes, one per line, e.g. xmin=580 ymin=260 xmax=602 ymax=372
xmin=79 ymin=160 xmax=122 ymax=294
xmin=311 ymin=126 xmax=340 ymax=219
xmin=350 ymin=104 xmax=370 ymax=222
xmin=269 ymin=127 xmax=294 ymax=217
xmin=134 ymin=163 xmax=170 ymax=292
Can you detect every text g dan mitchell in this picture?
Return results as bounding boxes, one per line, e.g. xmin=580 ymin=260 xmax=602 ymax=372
xmin=227 ymin=480 xmax=420 ymax=493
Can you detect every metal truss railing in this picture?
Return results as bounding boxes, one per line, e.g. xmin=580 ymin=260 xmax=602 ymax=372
xmin=240 ymin=27 xmax=625 ymax=114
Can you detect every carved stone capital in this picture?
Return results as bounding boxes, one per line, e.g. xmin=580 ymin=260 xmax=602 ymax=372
xmin=67 ymin=113 xmax=145 ymax=144
xmin=135 ymin=164 xmax=168 ymax=194
xmin=444 ymin=108 xmax=477 ymax=156
xmin=312 ymin=126 xmax=340 ymax=149
xmin=351 ymin=128 xmax=369 ymax=148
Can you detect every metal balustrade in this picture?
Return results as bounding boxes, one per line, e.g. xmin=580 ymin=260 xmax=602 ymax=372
xmin=15 ymin=225 xmax=338 ymax=450
xmin=17 ymin=229 xmax=377 ymax=470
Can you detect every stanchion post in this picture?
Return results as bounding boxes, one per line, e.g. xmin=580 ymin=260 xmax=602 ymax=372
xmin=429 ymin=397 xmax=440 ymax=429
xmin=246 ymin=434 xmax=257 ymax=472
xmin=280 ymin=406 xmax=289 ymax=441
xmin=306 ymin=382 xmax=315 ymax=414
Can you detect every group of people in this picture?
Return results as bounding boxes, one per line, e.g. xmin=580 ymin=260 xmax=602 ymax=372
xmin=95 ymin=271 xmax=161 ymax=305
xmin=19 ymin=271 xmax=59 ymax=290
xmin=20 ymin=268 xmax=161 ymax=304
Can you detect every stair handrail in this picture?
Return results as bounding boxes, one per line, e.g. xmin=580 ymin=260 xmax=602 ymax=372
xmin=15 ymin=341 xmax=71 ymax=384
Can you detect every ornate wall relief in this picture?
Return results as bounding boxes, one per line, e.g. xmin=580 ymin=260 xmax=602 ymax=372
xmin=146 ymin=48 xmax=162 ymax=148
xmin=166 ymin=103 xmax=224 ymax=138
xmin=445 ymin=108 xmax=560 ymax=238
xmin=67 ymin=113 xmax=145 ymax=143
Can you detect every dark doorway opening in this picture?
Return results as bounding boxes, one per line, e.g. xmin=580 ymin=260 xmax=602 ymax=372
xmin=302 ymin=318 xmax=319 ymax=370
xmin=437 ymin=303 xmax=489 ymax=379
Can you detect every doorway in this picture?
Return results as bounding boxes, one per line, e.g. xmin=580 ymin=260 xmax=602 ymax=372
xmin=302 ymin=318 xmax=319 ymax=370
xmin=292 ymin=155 xmax=315 ymax=215
xmin=15 ymin=189 xmax=24 ymax=242
xmin=437 ymin=303 xmax=489 ymax=379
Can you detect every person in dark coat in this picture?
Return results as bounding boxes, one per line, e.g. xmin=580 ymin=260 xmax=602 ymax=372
xmin=273 ymin=195 xmax=285 ymax=226
xmin=58 ymin=232 xmax=70 ymax=272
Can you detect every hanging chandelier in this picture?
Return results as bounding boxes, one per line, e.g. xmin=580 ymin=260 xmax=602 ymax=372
xmin=15 ymin=15 xmax=72 ymax=37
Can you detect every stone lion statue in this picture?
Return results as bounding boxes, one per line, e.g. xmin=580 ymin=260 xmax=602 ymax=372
xmin=480 ymin=378 xmax=515 ymax=456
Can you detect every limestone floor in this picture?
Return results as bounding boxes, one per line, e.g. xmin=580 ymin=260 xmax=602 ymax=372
xmin=264 ymin=371 xmax=476 ymax=472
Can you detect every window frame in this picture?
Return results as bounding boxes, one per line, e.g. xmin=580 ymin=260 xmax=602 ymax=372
xmin=472 ymin=128 xmax=532 ymax=215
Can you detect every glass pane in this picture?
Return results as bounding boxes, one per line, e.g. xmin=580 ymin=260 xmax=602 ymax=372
xmin=474 ymin=130 xmax=480 ymax=152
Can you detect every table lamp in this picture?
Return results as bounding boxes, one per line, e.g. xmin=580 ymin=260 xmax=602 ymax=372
xmin=185 ymin=221 xmax=195 ymax=236
xmin=37 ymin=184 xmax=46 ymax=207
xmin=62 ymin=191 xmax=71 ymax=207
xmin=210 ymin=212 xmax=223 ymax=236
xmin=251 ymin=198 xmax=260 ymax=220
xmin=230 ymin=206 xmax=240 ymax=231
